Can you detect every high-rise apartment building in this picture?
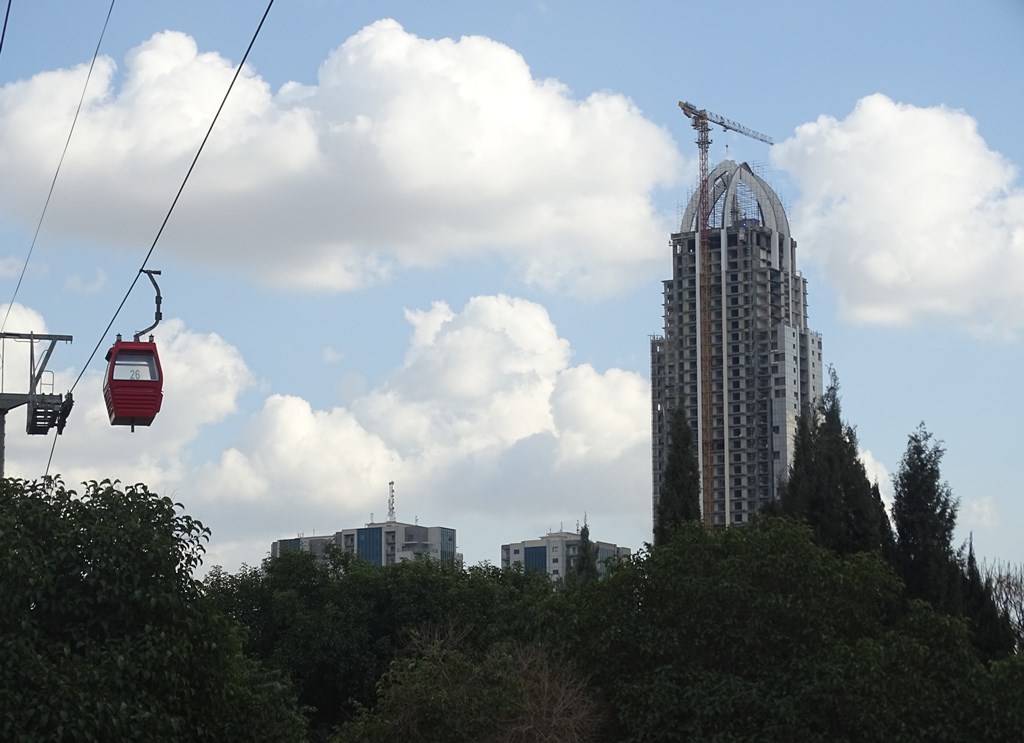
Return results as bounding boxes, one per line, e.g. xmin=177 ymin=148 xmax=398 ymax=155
xmin=651 ymin=160 xmax=823 ymax=528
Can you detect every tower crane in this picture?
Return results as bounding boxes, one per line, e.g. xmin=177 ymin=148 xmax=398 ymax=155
xmin=677 ymin=100 xmax=773 ymax=525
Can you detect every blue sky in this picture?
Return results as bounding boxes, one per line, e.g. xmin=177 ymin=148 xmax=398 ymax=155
xmin=0 ymin=1 xmax=1020 ymax=571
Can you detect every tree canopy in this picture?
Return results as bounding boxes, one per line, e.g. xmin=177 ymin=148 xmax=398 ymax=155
xmin=654 ymin=408 xmax=701 ymax=545
xmin=568 ymin=518 xmax=599 ymax=587
xmin=779 ymin=369 xmax=891 ymax=555
xmin=892 ymin=423 xmax=961 ymax=613
xmin=204 ymin=547 xmax=561 ymax=738
xmin=563 ymin=517 xmax=1024 ymax=742
xmin=0 ymin=478 xmax=306 ymax=742
xmin=890 ymin=425 xmax=1016 ymax=661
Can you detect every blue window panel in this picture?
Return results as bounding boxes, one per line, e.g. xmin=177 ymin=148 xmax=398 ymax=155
xmin=357 ymin=527 xmax=383 ymax=566
xmin=524 ymin=546 xmax=547 ymax=573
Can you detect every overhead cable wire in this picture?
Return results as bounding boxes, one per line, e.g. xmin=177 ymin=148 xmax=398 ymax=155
xmin=0 ymin=1 xmax=11 ymax=61
xmin=69 ymin=0 xmax=275 ymax=395
xmin=46 ymin=0 xmax=276 ymax=477
xmin=0 ymin=0 xmax=116 ymax=336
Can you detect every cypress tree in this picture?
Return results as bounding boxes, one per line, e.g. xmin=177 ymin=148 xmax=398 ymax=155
xmin=891 ymin=423 xmax=961 ymax=614
xmin=871 ymin=481 xmax=898 ymax=567
xmin=654 ymin=408 xmax=701 ymax=546
xmin=573 ymin=518 xmax=599 ymax=585
xmin=960 ymin=536 xmax=1017 ymax=662
xmin=780 ymin=369 xmax=891 ymax=555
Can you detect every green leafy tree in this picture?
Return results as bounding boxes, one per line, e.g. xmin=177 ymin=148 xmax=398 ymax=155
xmin=332 ymin=628 xmax=600 ymax=743
xmin=891 ymin=424 xmax=961 ymax=614
xmin=959 ymin=537 xmax=1016 ymax=662
xmin=205 ymin=551 xmax=562 ymax=738
xmin=984 ymin=559 xmax=1024 ymax=649
xmin=568 ymin=518 xmax=599 ymax=588
xmin=564 ymin=517 xmax=1024 ymax=742
xmin=0 ymin=477 xmax=307 ymax=742
xmin=780 ymin=369 xmax=891 ymax=555
xmin=872 ymin=480 xmax=898 ymax=565
xmin=654 ymin=408 xmax=701 ymax=545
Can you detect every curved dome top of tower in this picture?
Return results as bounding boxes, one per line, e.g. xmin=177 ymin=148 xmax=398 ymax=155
xmin=680 ymin=160 xmax=790 ymax=237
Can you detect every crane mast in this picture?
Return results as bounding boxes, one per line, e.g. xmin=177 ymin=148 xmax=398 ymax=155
xmin=677 ymin=100 xmax=772 ymax=525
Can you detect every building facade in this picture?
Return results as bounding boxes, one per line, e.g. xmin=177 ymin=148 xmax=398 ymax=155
xmin=271 ymin=520 xmax=458 ymax=567
xmin=651 ymin=160 xmax=823 ymax=528
xmin=500 ymin=530 xmax=631 ymax=582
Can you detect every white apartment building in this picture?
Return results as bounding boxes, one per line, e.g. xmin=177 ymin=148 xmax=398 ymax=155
xmin=271 ymin=520 xmax=458 ymax=567
xmin=500 ymin=530 xmax=631 ymax=582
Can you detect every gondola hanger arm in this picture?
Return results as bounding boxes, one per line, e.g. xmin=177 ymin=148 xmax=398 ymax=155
xmin=134 ymin=270 xmax=162 ymax=341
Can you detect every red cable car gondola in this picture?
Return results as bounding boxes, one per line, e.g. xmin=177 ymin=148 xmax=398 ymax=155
xmin=104 ymin=269 xmax=164 ymax=430
xmin=103 ymin=335 xmax=163 ymax=429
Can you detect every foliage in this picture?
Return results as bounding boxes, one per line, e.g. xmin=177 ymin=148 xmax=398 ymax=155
xmin=960 ymin=538 xmax=1017 ymax=661
xmin=332 ymin=627 xmax=600 ymax=743
xmin=780 ymin=369 xmax=891 ymax=555
xmin=891 ymin=424 xmax=961 ymax=614
xmin=984 ymin=559 xmax=1024 ymax=648
xmin=653 ymin=408 xmax=701 ymax=545
xmin=204 ymin=550 xmax=562 ymax=738
xmin=562 ymin=517 xmax=1020 ymax=742
xmin=0 ymin=477 xmax=307 ymax=742
xmin=566 ymin=518 xmax=599 ymax=589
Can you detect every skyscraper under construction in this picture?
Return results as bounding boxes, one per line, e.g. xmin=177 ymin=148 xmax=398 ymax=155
xmin=651 ymin=160 xmax=823 ymax=528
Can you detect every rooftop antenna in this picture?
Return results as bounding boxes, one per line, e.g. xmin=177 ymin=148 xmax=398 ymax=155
xmin=387 ymin=480 xmax=396 ymax=522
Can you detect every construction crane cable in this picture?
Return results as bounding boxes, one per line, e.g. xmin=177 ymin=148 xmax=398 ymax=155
xmin=47 ymin=0 xmax=275 ymax=478
xmin=0 ymin=0 xmax=117 ymax=338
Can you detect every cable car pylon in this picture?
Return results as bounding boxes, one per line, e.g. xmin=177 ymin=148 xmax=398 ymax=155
xmin=103 ymin=270 xmax=164 ymax=432
xmin=0 ymin=330 xmax=74 ymax=478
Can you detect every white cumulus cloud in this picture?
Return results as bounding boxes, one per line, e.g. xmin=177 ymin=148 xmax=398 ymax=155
xmin=0 ymin=21 xmax=681 ymax=298
xmin=187 ymin=294 xmax=651 ymax=570
xmin=774 ymin=93 xmax=1024 ymax=337
xmin=961 ymin=495 xmax=998 ymax=530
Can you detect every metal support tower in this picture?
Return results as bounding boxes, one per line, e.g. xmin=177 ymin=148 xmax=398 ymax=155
xmin=0 ymin=332 xmax=73 ymax=477
xmin=677 ymin=101 xmax=772 ymax=525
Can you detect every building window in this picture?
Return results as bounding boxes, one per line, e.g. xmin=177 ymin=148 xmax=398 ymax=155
xmin=552 ymin=558 xmax=559 ymax=564
xmin=513 ymin=548 xmax=520 ymax=555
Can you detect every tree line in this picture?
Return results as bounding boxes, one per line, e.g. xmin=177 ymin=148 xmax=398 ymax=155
xmin=656 ymin=369 xmax=1019 ymax=666
xmin=2 ymin=371 xmax=1023 ymax=740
